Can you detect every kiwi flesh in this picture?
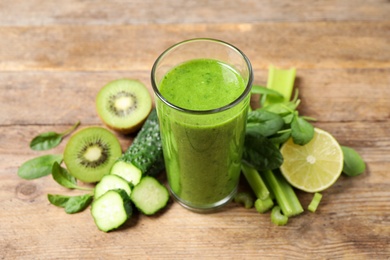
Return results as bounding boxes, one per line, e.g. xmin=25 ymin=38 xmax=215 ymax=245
xmin=63 ymin=127 xmax=122 ymax=183
xmin=96 ymin=79 xmax=152 ymax=134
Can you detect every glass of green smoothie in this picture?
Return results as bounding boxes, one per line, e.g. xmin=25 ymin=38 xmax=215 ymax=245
xmin=151 ymin=38 xmax=253 ymax=212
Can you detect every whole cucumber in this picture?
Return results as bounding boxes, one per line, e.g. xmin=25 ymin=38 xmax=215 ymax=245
xmin=120 ymin=109 xmax=165 ymax=176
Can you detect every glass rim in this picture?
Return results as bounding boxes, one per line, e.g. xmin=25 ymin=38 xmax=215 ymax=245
xmin=151 ymin=38 xmax=253 ymax=115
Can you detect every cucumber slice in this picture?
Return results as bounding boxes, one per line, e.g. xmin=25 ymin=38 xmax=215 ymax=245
xmin=110 ymin=161 xmax=142 ymax=186
xmin=130 ymin=176 xmax=169 ymax=215
xmin=91 ymin=189 xmax=132 ymax=232
xmin=94 ymin=174 xmax=132 ymax=199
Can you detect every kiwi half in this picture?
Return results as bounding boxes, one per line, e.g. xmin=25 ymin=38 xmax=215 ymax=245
xmin=96 ymin=79 xmax=152 ymax=134
xmin=63 ymin=127 xmax=122 ymax=183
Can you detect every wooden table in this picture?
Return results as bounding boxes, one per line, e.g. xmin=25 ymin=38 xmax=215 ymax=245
xmin=1 ymin=1 xmax=389 ymax=259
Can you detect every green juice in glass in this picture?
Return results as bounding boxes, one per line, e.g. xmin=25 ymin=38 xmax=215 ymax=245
xmin=157 ymin=58 xmax=250 ymax=211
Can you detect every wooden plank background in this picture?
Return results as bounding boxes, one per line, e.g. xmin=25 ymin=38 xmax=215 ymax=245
xmin=0 ymin=1 xmax=389 ymax=259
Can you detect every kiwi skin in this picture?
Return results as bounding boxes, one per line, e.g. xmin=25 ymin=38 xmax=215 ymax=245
xmin=63 ymin=126 xmax=122 ymax=183
xmin=96 ymin=79 xmax=152 ymax=135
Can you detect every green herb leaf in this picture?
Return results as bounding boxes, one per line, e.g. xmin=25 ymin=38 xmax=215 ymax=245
xmin=52 ymin=162 xmax=78 ymax=189
xmin=242 ymin=130 xmax=284 ymax=171
xmin=48 ymin=194 xmax=70 ymax=207
xmin=18 ymin=154 xmax=63 ymax=180
xmin=64 ymin=194 xmax=93 ymax=214
xmin=252 ymin=85 xmax=284 ymax=100
xmin=291 ymin=115 xmax=314 ymax=145
xmin=269 ymin=131 xmax=291 ymax=145
xmin=29 ymin=121 xmax=80 ymax=151
xmin=246 ymin=110 xmax=285 ymax=137
xmin=341 ymin=146 xmax=366 ymax=176
xmin=48 ymin=194 xmax=93 ymax=214
xmin=262 ymin=102 xmax=297 ymax=116
xmin=30 ymin=132 xmax=63 ymax=151
xmin=261 ymin=102 xmax=297 ymax=124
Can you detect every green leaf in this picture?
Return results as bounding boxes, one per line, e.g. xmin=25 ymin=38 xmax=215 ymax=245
xmin=29 ymin=121 xmax=80 ymax=151
xmin=51 ymin=162 xmax=78 ymax=189
xmin=341 ymin=146 xmax=366 ymax=176
xmin=30 ymin=132 xmax=63 ymax=151
xmin=269 ymin=131 xmax=291 ymax=145
xmin=246 ymin=110 xmax=285 ymax=137
xmin=261 ymin=102 xmax=297 ymax=124
xmin=262 ymin=102 xmax=297 ymax=116
xmin=48 ymin=194 xmax=71 ymax=207
xmin=252 ymin=85 xmax=284 ymax=100
xmin=291 ymin=115 xmax=314 ymax=145
xmin=48 ymin=194 xmax=93 ymax=214
xmin=242 ymin=130 xmax=284 ymax=171
xmin=18 ymin=154 xmax=63 ymax=180
xmin=64 ymin=194 xmax=93 ymax=214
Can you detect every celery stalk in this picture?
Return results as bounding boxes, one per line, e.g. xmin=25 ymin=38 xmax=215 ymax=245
xmin=263 ymin=66 xmax=296 ymax=106
xmin=255 ymin=198 xmax=274 ymax=213
xmin=260 ymin=66 xmax=303 ymax=218
xmin=261 ymin=170 xmax=303 ymax=217
xmin=308 ymin=192 xmax=323 ymax=213
xmin=241 ymin=163 xmax=274 ymax=213
xmin=241 ymin=163 xmax=270 ymax=200
xmin=243 ymin=66 xmax=303 ymax=220
xmin=234 ymin=192 xmax=255 ymax=209
xmin=271 ymin=205 xmax=288 ymax=226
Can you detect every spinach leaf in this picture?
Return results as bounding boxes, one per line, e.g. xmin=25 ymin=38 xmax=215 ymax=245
xmin=48 ymin=194 xmax=70 ymax=207
xmin=242 ymin=130 xmax=284 ymax=171
xmin=30 ymin=132 xmax=63 ymax=151
xmin=269 ymin=131 xmax=291 ymax=145
xmin=48 ymin=194 xmax=93 ymax=214
xmin=261 ymin=102 xmax=297 ymax=124
xmin=51 ymin=162 xmax=94 ymax=191
xmin=291 ymin=115 xmax=314 ymax=145
xmin=246 ymin=110 xmax=284 ymax=137
xmin=262 ymin=102 xmax=297 ymax=116
xmin=341 ymin=146 xmax=366 ymax=176
xmin=51 ymin=162 xmax=78 ymax=189
xmin=18 ymin=154 xmax=63 ymax=180
xmin=64 ymin=194 xmax=93 ymax=214
xmin=251 ymin=85 xmax=284 ymax=100
xmin=30 ymin=121 xmax=80 ymax=151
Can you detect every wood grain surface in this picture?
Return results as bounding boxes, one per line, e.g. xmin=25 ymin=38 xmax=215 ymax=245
xmin=1 ymin=1 xmax=389 ymax=259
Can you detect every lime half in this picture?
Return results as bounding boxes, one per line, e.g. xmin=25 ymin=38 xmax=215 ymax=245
xmin=280 ymin=128 xmax=344 ymax=193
